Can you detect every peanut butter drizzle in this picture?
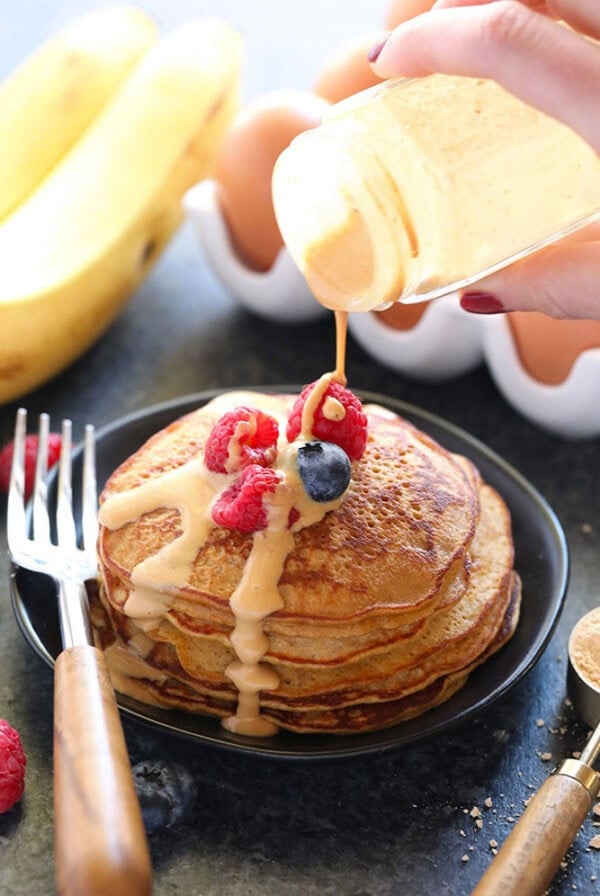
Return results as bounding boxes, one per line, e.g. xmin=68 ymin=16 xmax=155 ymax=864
xmin=222 ymin=518 xmax=292 ymax=737
xmin=99 ymin=369 xmax=351 ymax=737
xmin=99 ymin=459 xmax=220 ymax=624
xmin=334 ymin=310 xmax=348 ymax=385
xmin=298 ymin=312 xmax=348 ymax=440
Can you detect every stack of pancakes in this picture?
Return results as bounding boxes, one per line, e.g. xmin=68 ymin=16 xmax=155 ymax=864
xmin=93 ymin=392 xmax=521 ymax=735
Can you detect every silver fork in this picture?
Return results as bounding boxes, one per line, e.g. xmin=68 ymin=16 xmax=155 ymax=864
xmin=7 ymin=409 xmax=151 ymax=896
xmin=8 ymin=410 xmax=97 ymax=648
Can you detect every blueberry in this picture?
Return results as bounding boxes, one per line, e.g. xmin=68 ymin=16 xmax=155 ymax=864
xmin=132 ymin=759 xmax=196 ymax=834
xmin=296 ymin=441 xmax=351 ymax=502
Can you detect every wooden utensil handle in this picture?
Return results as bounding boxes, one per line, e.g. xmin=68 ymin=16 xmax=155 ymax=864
xmin=54 ymin=645 xmax=152 ymax=896
xmin=471 ymin=772 xmax=592 ymax=896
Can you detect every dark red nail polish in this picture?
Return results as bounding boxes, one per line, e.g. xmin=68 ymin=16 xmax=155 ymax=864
xmin=460 ymin=292 xmax=506 ymax=314
xmin=367 ymin=36 xmax=389 ymax=63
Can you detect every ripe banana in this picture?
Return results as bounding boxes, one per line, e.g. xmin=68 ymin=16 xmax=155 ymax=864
xmin=0 ymin=5 xmax=158 ymax=220
xmin=0 ymin=18 xmax=243 ymax=404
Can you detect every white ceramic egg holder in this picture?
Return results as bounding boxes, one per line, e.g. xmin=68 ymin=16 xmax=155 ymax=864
xmin=185 ymin=181 xmax=600 ymax=440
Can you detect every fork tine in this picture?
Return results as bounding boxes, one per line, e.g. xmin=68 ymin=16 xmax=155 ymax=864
xmin=32 ymin=413 xmax=51 ymax=545
xmin=81 ymin=424 xmax=98 ymax=554
xmin=56 ymin=419 xmax=76 ymax=549
xmin=7 ymin=408 xmax=27 ymax=555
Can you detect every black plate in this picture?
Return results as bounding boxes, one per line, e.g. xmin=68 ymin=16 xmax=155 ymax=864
xmin=10 ymin=389 xmax=569 ymax=760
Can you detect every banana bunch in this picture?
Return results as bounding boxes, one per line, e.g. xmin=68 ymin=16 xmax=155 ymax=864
xmin=0 ymin=8 xmax=243 ymax=404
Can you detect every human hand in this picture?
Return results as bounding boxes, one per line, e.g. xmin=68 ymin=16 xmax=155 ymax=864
xmin=369 ymin=1 xmax=600 ymax=319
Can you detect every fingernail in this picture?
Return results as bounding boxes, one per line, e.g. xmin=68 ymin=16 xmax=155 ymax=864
xmin=460 ymin=292 xmax=506 ymax=314
xmin=367 ymin=35 xmax=389 ymax=63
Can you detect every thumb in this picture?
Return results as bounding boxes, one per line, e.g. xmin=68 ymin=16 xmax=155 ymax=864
xmin=460 ymin=240 xmax=600 ymax=320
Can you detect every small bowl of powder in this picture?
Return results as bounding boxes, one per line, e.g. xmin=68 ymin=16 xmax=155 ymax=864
xmin=568 ymin=607 xmax=600 ymax=728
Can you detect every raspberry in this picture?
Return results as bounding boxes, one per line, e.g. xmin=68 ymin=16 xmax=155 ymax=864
xmin=0 ymin=720 xmax=26 ymax=813
xmin=212 ymin=464 xmax=281 ymax=532
xmin=286 ymin=380 xmax=368 ymax=460
xmin=132 ymin=759 xmax=196 ymax=834
xmin=204 ymin=407 xmax=279 ymax=474
xmin=0 ymin=433 xmax=62 ymax=500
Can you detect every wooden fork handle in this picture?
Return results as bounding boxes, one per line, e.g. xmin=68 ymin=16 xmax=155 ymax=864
xmin=471 ymin=769 xmax=595 ymax=896
xmin=54 ymin=645 xmax=152 ymax=896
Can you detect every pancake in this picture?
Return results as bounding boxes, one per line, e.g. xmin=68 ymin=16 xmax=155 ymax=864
xmin=94 ymin=385 xmax=521 ymax=736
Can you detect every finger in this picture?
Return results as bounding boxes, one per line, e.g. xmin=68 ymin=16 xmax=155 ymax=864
xmin=371 ymin=1 xmax=600 ymax=149
xmin=460 ymin=241 xmax=600 ymax=319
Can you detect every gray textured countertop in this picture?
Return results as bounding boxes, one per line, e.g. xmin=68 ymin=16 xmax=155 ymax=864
xmin=1 ymin=2 xmax=600 ymax=894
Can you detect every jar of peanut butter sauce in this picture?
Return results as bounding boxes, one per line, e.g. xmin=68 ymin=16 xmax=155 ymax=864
xmin=273 ymin=72 xmax=600 ymax=313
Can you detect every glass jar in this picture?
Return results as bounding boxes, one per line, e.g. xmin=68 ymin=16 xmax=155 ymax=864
xmin=272 ymin=73 xmax=600 ymax=313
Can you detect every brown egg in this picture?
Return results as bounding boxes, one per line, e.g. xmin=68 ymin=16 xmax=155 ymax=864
xmin=314 ymin=32 xmax=386 ymax=104
xmin=214 ymin=90 xmax=330 ymax=272
xmin=508 ymin=312 xmax=600 ymax=385
xmin=385 ymin=0 xmax=435 ymax=29
xmin=375 ymin=301 xmax=429 ymax=330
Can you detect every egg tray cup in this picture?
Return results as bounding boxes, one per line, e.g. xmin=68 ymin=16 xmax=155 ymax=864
xmin=480 ymin=315 xmax=600 ymax=440
xmin=185 ymin=180 xmax=600 ymax=441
